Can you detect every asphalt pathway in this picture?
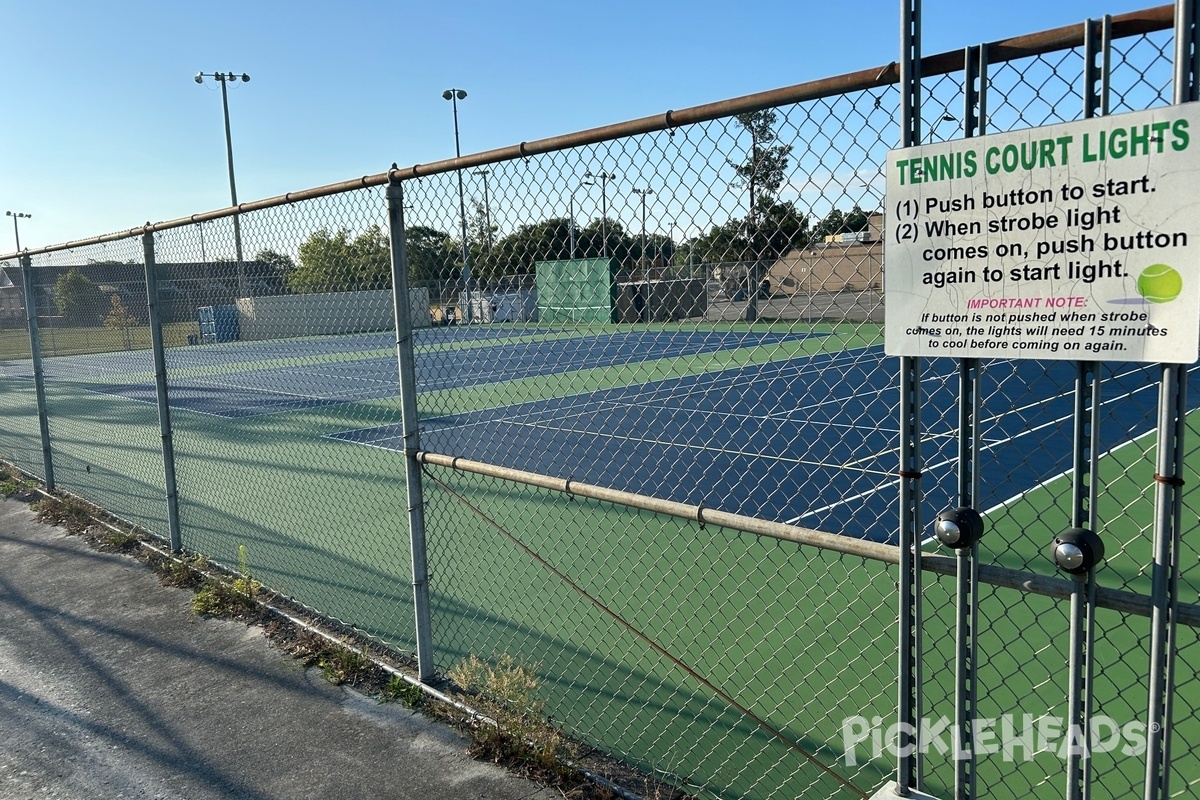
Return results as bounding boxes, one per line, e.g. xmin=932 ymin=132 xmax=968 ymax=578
xmin=0 ymin=496 xmax=556 ymax=800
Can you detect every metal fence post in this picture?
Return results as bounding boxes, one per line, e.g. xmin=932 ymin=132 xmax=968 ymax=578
xmin=951 ymin=43 xmax=986 ymax=800
xmin=1144 ymin=364 xmax=1185 ymax=800
xmin=1061 ymin=19 xmax=1111 ymax=800
xmin=898 ymin=2 xmax=924 ymax=792
xmin=1143 ymin=5 xmax=1196 ymax=797
xmin=141 ymin=231 xmax=183 ymax=553
xmin=20 ymin=254 xmax=55 ymax=490
xmin=387 ymin=177 xmax=436 ymax=682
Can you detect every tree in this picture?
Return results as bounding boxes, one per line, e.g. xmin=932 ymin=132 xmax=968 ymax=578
xmin=728 ymin=110 xmax=793 ymax=215
xmin=405 ymin=226 xmax=455 ymax=286
xmin=576 ymin=218 xmax=634 ymax=265
xmin=254 ymin=249 xmax=296 ymax=291
xmin=813 ymin=205 xmax=871 ymax=241
xmin=690 ymin=200 xmax=809 ymax=265
xmin=707 ymin=110 xmax=805 ymax=265
xmin=54 ymin=267 xmax=105 ymax=325
xmin=488 ymin=217 xmax=574 ymax=276
xmin=288 ymin=226 xmax=391 ymax=294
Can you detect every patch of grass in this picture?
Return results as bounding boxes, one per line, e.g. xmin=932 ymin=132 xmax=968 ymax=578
xmin=318 ymin=647 xmax=371 ymax=685
xmin=192 ymin=578 xmax=259 ymax=617
xmin=189 ymin=544 xmax=264 ymax=618
xmin=381 ymin=675 xmax=425 ymax=707
xmin=0 ymin=466 xmax=37 ymax=499
xmin=0 ymin=321 xmax=196 ymax=359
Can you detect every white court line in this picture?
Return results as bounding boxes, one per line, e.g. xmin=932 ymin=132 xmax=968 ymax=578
xmin=834 ymin=362 xmax=1162 ymax=470
xmin=425 ymin=394 xmax=904 ymax=471
xmin=788 ymin=363 xmax=1199 ymax=529
xmin=493 ymin=416 xmax=873 ymax=473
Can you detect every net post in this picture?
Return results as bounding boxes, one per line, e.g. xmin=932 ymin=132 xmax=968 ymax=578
xmin=141 ymin=231 xmax=183 ymax=553
xmin=20 ymin=254 xmax=55 ymax=490
xmin=387 ymin=177 xmax=436 ymax=683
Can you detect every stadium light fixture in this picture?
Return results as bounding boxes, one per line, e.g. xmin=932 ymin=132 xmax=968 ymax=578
xmin=195 ymin=70 xmax=251 ymax=296
xmin=6 ymin=211 xmax=31 ymax=252
xmin=443 ymin=88 xmax=472 ymax=320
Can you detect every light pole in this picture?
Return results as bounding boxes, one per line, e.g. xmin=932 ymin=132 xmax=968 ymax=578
xmin=443 ymin=88 xmax=471 ymax=321
xmin=6 ymin=211 xmax=30 ymax=252
xmin=570 ymin=179 xmax=593 ymax=259
xmin=584 ymin=170 xmax=617 ymax=258
xmin=195 ymin=70 xmax=250 ymax=296
xmin=472 ymin=168 xmax=492 ymax=251
xmin=632 ymin=188 xmax=654 ymax=273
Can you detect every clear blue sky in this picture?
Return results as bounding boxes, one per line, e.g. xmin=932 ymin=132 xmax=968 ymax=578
xmin=0 ymin=0 xmax=1166 ymax=251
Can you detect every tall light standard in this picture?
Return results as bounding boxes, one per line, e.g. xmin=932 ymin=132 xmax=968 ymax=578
xmin=584 ymin=170 xmax=617 ymax=258
xmin=569 ymin=178 xmax=593 ymax=259
xmin=443 ymin=88 xmax=471 ymax=320
xmin=471 ymin=168 xmax=492 ymax=251
xmin=6 ymin=211 xmax=30 ymax=251
xmin=632 ymin=188 xmax=654 ymax=273
xmin=195 ymin=70 xmax=250 ymax=296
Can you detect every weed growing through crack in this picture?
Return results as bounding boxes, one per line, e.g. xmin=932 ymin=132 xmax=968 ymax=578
xmin=289 ymin=630 xmax=374 ymax=686
xmin=381 ymin=675 xmax=425 ymax=707
xmin=192 ymin=579 xmax=258 ymax=617
xmin=231 ymin=544 xmax=259 ymax=597
xmin=448 ymin=652 xmax=572 ymax=776
xmin=193 ymin=544 xmax=261 ymax=617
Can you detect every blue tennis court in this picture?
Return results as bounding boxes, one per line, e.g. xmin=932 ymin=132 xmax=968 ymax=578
xmin=64 ymin=329 xmax=823 ymax=418
xmin=330 ymin=351 xmax=1197 ymax=540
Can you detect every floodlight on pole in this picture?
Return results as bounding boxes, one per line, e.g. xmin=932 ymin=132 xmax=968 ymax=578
xmin=5 ymin=211 xmax=31 ymax=252
xmin=195 ymin=70 xmax=251 ymax=296
xmin=443 ymin=88 xmax=472 ymax=321
xmin=583 ymin=170 xmax=617 ymax=258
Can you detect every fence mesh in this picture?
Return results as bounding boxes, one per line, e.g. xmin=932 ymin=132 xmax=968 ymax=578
xmin=0 ymin=8 xmax=1196 ymax=800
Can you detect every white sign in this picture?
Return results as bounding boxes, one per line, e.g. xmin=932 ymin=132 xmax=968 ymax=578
xmin=885 ymin=104 xmax=1200 ymax=363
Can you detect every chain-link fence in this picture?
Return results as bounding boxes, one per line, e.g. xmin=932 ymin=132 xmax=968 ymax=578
xmin=1 ymin=4 xmax=1196 ymax=799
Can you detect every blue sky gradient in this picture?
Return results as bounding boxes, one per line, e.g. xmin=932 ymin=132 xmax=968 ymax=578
xmin=0 ymin=0 xmax=1166 ymax=249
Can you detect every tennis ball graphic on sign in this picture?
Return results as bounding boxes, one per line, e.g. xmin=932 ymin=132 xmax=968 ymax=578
xmin=1136 ymin=264 xmax=1183 ymax=303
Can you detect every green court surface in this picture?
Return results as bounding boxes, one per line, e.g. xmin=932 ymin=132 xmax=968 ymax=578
xmin=0 ymin=320 xmax=1195 ymax=799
